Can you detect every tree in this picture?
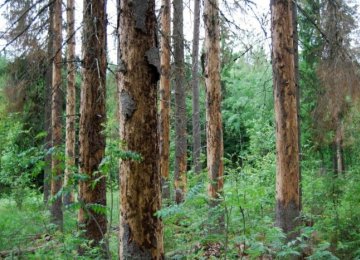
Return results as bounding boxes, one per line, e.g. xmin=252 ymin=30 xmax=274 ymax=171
xmin=173 ymin=0 xmax=187 ymax=204
xmin=271 ymin=0 xmax=300 ymax=237
xmin=64 ymin=0 xmax=75 ymax=206
xmin=204 ymin=0 xmax=224 ymax=206
xmin=192 ymin=0 xmax=201 ymax=174
xmin=159 ymin=0 xmax=171 ymax=199
xmin=50 ymin=0 xmax=63 ymax=230
xmin=78 ymin=0 xmax=107 ymax=245
xmin=118 ymin=0 xmax=164 ymax=258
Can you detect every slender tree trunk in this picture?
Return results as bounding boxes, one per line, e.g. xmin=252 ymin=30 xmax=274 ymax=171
xmin=271 ymin=0 xmax=301 ymax=239
xmin=173 ymin=0 xmax=187 ymax=204
xmin=50 ymin=0 xmax=63 ymax=230
xmin=159 ymin=0 xmax=171 ymax=199
xmin=204 ymin=0 xmax=224 ymax=205
xmin=78 ymin=0 xmax=107 ymax=245
xmin=192 ymin=0 xmax=201 ymax=174
xmin=44 ymin=0 xmax=54 ymax=204
xmin=335 ymin=120 xmax=344 ymax=174
xmin=64 ymin=0 xmax=76 ymax=206
xmin=118 ymin=1 xmax=164 ymax=258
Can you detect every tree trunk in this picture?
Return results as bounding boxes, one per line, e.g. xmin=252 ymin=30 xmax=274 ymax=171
xmin=118 ymin=1 xmax=164 ymax=259
xmin=271 ymin=0 xmax=301 ymax=239
xmin=64 ymin=0 xmax=76 ymax=206
xmin=159 ymin=0 xmax=171 ymax=199
xmin=334 ymin=120 xmax=344 ymax=175
xmin=78 ymin=0 xmax=107 ymax=245
xmin=173 ymin=0 xmax=187 ymax=204
xmin=204 ymin=0 xmax=224 ymax=205
xmin=50 ymin=0 xmax=63 ymax=230
xmin=192 ymin=0 xmax=201 ymax=174
xmin=44 ymin=0 xmax=54 ymax=204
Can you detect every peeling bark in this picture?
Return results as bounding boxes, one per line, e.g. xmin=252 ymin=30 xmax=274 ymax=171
xmin=118 ymin=0 xmax=164 ymax=259
xmin=204 ymin=0 xmax=224 ymax=203
xmin=159 ymin=0 xmax=171 ymax=199
xmin=50 ymin=0 xmax=63 ymax=230
xmin=271 ymin=0 xmax=300 ymax=238
xmin=78 ymin=0 xmax=107 ymax=245
xmin=173 ymin=0 xmax=187 ymax=203
xmin=64 ymin=0 xmax=76 ymax=206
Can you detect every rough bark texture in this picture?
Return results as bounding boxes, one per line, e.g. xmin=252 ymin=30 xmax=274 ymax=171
xmin=50 ymin=0 xmax=63 ymax=230
xmin=64 ymin=0 xmax=76 ymax=206
xmin=78 ymin=0 xmax=107 ymax=244
xmin=44 ymin=0 xmax=54 ymax=204
xmin=271 ymin=0 xmax=301 ymax=238
xmin=159 ymin=0 xmax=171 ymax=199
xmin=118 ymin=1 xmax=164 ymax=259
xmin=192 ymin=0 xmax=201 ymax=174
xmin=173 ymin=0 xmax=187 ymax=204
xmin=204 ymin=0 xmax=224 ymax=202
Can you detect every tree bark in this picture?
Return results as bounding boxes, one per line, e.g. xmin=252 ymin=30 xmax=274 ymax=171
xmin=192 ymin=0 xmax=201 ymax=174
xmin=271 ymin=0 xmax=301 ymax=239
xmin=44 ymin=0 xmax=54 ymax=204
xmin=173 ymin=0 xmax=187 ymax=204
xmin=78 ymin=0 xmax=107 ymax=245
xmin=64 ymin=0 xmax=76 ymax=206
xmin=204 ymin=0 xmax=224 ymax=204
xmin=50 ymin=0 xmax=63 ymax=230
xmin=159 ymin=0 xmax=171 ymax=199
xmin=118 ymin=1 xmax=164 ymax=259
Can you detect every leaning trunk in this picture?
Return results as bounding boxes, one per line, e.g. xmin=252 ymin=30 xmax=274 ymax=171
xmin=64 ymin=0 xmax=76 ymax=206
xmin=50 ymin=0 xmax=63 ymax=230
xmin=159 ymin=0 xmax=171 ymax=199
xmin=173 ymin=0 xmax=187 ymax=204
xmin=78 ymin=0 xmax=107 ymax=245
xmin=118 ymin=1 xmax=164 ymax=259
xmin=271 ymin=0 xmax=301 ymax=238
xmin=192 ymin=0 xmax=201 ymax=174
xmin=204 ymin=0 xmax=224 ymax=204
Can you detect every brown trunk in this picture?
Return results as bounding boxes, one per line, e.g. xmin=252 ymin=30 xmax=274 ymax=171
xmin=192 ymin=0 xmax=201 ymax=174
xmin=173 ymin=0 xmax=187 ymax=204
xmin=118 ymin=1 xmax=164 ymax=259
xmin=334 ymin=121 xmax=344 ymax=175
xmin=64 ymin=0 xmax=76 ymax=206
xmin=271 ymin=0 xmax=300 ymax=238
xmin=204 ymin=0 xmax=224 ymax=203
xmin=159 ymin=0 xmax=171 ymax=199
xmin=78 ymin=0 xmax=107 ymax=245
xmin=44 ymin=0 xmax=54 ymax=204
xmin=50 ymin=0 xmax=63 ymax=230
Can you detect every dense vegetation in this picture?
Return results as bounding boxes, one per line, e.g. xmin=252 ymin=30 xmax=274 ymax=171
xmin=0 ymin=0 xmax=360 ymax=259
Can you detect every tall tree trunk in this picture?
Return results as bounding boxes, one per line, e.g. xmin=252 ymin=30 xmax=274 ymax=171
xmin=192 ymin=0 xmax=201 ymax=174
xmin=50 ymin=0 xmax=63 ymax=230
xmin=271 ymin=0 xmax=301 ymax=239
xmin=204 ymin=0 xmax=224 ymax=205
xmin=44 ymin=0 xmax=54 ymax=204
xmin=118 ymin=1 xmax=164 ymax=258
xmin=334 ymin=119 xmax=344 ymax=175
xmin=64 ymin=0 xmax=76 ymax=206
xmin=173 ymin=0 xmax=187 ymax=204
xmin=159 ymin=0 xmax=171 ymax=199
xmin=293 ymin=0 xmax=302 ymax=211
xmin=78 ymin=0 xmax=107 ymax=245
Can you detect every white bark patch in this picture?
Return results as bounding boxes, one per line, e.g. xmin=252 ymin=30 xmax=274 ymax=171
xmin=120 ymin=90 xmax=136 ymax=119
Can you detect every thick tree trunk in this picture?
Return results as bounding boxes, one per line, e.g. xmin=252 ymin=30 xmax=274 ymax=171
xmin=44 ymin=0 xmax=54 ymax=204
xmin=204 ymin=0 xmax=224 ymax=204
xmin=173 ymin=0 xmax=187 ymax=204
xmin=192 ymin=0 xmax=201 ymax=174
xmin=50 ymin=0 xmax=63 ymax=230
xmin=64 ymin=0 xmax=76 ymax=206
xmin=159 ymin=0 xmax=171 ymax=199
xmin=271 ymin=0 xmax=301 ymax=238
xmin=118 ymin=1 xmax=164 ymax=259
xmin=78 ymin=0 xmax=107 ymax=245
